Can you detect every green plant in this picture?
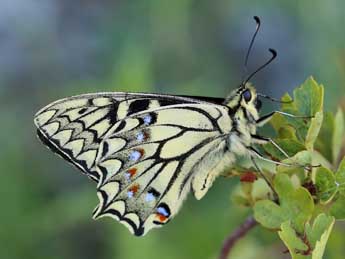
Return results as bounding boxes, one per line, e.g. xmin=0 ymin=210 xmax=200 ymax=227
xmin=224 ymin=77 xmax=345 ymax=259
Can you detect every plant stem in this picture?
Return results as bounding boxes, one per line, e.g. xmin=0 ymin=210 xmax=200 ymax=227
xmin=219 ymin=216 xmax=257 ymax=259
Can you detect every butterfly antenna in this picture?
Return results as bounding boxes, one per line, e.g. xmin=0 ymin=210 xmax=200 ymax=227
xmin=244 ymin=16 xmax=261 ymax=69
xmin=243 ymin=48 xmax=277 ymax=86
xmin=257 ymin=93 xmax=293 ymax=104
xmin=241 ymin=16 xmax=261 ymax=85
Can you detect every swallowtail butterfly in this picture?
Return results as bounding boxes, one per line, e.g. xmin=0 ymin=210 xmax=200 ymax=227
xmin=34 ymin=17 xmax=292 ymax=236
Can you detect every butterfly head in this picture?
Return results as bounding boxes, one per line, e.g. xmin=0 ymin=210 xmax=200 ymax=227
xmin=225 ymin=83 xmax=262 ymax=117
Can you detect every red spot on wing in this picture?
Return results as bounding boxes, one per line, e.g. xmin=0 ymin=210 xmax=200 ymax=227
xmin=240 ymin=172 xmax=258 ymax=183
xmin=129 ymin=184 xmax=140 ymax=194
xmin=127 ymin=168 xmax=137 ymax=177
xmin=156 ymin=213 xmax=168 ymax=222
xmin=143 ymin=131 xmax=150 ymax=140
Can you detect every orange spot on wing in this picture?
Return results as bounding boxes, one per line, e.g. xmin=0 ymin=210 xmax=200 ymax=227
xmin=129 ymin=184 xmax=140 ymax=194
xmin=127 ymin=168 xmax=137 ymax=177
xmin=156 ymin=213 xmax=167 ymax=222
xmin=137 ymin=148 xmax=145 ymax=156
xmin=143 ymin=131 xmax=150 ymax=140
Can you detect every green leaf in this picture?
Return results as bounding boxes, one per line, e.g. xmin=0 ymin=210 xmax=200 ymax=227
xmin=251 ymin=78 xmax=341 ymax=259
xmin=231 ymin=179 xmax=272 ymax=207
xmin=330 ymin=195 xmax=345 ymax=220
xmin=315 ymin=108 xmax=345 ymax=164
xmin=315 ymin=167 xmax=337 ymax=204
xmin=335 ymin=157 xmax=345 ymax=194
xmin=277 ymin=175 xmax=314 ymax=233
xmin=278 ymin=124 xmax=299 ymax=139
xmin=333 ymin=109 xmax=345 ymax=164
xmin=273 ymin=77 xmax=324 ymax=149
xmin=311 ymin=150 xmax=333 ymax=170
xmin=231 ymin=194 xmax=251 ymax=207
xmin=278 ymin=215 xmax=335 ymax=259
xmin=254 ymin=174 xmax=314 ymax=233
xmin=277 ymin=151 xmax=312 ymax=178
xmin=264 ymin=139 xmax=306 ymax=161
xmin=231 ymin=181 xmax=254 ymax=207
xmin=270 ymin=110 xmax=292 ymax=134
xmin=315 ymin=112 xmax=334 ymax=162
xmin=305 ymin=214 xmax=335 ymax=259
xmin=290 ymin=77 xmax=323 ymax=117
xmin=253 ymin=200 xmax=289 ymax=229
xmin=278 ymin=221 xmax=308 ymax=259
xmin=306 ymin=111 xmax=323 ymax=150
xmin=315 ymin=158 xmax=345 ymax=207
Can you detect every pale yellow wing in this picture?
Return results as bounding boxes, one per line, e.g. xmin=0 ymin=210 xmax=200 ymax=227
xmin=34 ymin=93 xmax=234 ymax=236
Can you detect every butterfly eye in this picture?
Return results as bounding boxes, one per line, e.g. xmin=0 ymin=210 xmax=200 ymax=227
xmin=242 ymin=89 xmax=252 ymax=102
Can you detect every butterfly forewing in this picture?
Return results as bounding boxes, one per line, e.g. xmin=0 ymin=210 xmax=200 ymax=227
xmin=34 ymin=93 xmax=206 ymax=182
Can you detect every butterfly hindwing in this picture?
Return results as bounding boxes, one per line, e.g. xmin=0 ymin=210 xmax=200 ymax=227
xmin=92 ymin=103 xmax=232 ymax=235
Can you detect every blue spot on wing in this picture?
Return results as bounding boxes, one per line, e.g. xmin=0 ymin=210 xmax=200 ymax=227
xmin=129 ymin=150 xmax=141 ymax=161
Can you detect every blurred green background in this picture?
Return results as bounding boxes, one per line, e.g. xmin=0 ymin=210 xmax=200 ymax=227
xmin=1 ymin=1 xmax=344 ymax=259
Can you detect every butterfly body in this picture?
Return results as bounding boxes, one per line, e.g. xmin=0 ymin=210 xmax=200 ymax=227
xmin=34 ymin=85 xmax=262 ymax=236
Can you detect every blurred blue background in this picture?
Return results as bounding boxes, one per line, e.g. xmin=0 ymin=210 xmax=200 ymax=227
xmin=1 ymin=1 xmax=344 ymax=259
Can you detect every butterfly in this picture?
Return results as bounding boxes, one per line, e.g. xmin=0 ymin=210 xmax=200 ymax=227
xmin=34 ymin=17 xmax=292 ymax=236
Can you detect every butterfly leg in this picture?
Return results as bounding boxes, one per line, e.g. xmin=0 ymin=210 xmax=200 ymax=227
xmin=247 ymin=146 xmax=297 ymax=167
xmin=250 ymin=156 xmax=278 ymax=199
xmin=251 ymin=134 xmax=290 ymax=159
xmin=247 ymin=146 xmax=320 ymax=173
xmin=256 ymin=111 xmax=312 ymax=127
